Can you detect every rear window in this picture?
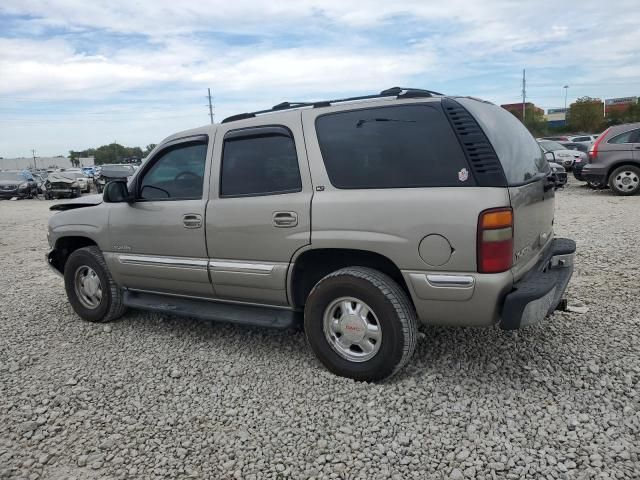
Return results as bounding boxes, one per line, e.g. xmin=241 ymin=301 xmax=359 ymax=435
xmin=608 ymin=129 xmax=640 ymax=144
xmin=315 ymin=104 xmax=474 ymax=189
xmin=457 ymin=99 xmax=548 ymax=185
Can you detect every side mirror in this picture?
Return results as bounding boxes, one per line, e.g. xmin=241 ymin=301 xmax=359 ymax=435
xmin=103 ymin=180 xmax=134 ymax=203
xmin=544 ymin=152 xmax=554 ymax=161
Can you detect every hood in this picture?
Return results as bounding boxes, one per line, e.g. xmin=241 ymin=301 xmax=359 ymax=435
xmin=50 ymin=193 xmax=103 ymax=211
xmin=46 ymin=173 xmax=75 ymax=184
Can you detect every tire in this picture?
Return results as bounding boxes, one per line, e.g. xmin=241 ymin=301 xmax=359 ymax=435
xmin=64 ymin=246 xmax=127 ymax=323
xmin=304 ymin=267 xmax=418 ymax=382
xmin=608 ymin=165 xmax=640 ymax=196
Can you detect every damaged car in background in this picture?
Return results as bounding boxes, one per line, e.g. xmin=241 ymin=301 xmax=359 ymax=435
xmin=0 ymin=171 xmax=37 ymax=199
xmin=549 ymin=162 xmax=567 ymax=187
xmin=94 ymin=164 xmax=135 ymax=193
xmin=43 ymin=173 xmax=81 ymax=199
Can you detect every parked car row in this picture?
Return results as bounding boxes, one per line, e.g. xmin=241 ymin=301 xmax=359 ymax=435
xmin=1 ymin=163 xmax=144 ymax=200
xmin=542 ymin=123 xmax=640 ymax=194
xmin=541 ymin=134 xmax=599 ymax=145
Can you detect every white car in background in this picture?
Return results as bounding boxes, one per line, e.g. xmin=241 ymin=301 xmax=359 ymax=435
xmin=62 ymin=171 xmax=91 ymax=193
xmin=567 ymin=134 xmax=599 ymax=145
xmin=538 ymin=139 xmax=586 ymax=170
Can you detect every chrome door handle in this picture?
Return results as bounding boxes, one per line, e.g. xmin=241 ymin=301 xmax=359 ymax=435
xmin=272 ymin=211 xmax=298 ymax=227
xmin=183 ymin=214 xmax=202 ymax=229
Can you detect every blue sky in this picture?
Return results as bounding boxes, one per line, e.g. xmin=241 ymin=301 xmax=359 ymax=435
xmin=1 ymin=0 xmax=639 ymax=157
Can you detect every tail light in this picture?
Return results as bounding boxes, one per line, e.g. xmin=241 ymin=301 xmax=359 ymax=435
xmin=588 ymin=128 xmax=610 ymax=163
xmin=477 ymin=207 xmax=513 ymax=273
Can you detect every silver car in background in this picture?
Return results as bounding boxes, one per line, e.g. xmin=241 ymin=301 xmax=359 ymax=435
xmin=538 ymin=139 xmax=586 ymax=170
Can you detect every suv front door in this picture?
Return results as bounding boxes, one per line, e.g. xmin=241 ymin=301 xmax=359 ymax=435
xmin=206 ymin=112 xmax=312 ymax=306
xmin=105 ymin=135 xmax=215 ymax=297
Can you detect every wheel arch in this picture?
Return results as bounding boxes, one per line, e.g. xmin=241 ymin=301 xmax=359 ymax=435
xmin=49 ymin=236 xmax=98 ymax=274
xmin=288 ymin=248 xmax=411 ymax=308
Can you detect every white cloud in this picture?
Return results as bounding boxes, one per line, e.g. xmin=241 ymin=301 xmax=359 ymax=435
xmin=1 ymin=0 xmax=639 ymax=156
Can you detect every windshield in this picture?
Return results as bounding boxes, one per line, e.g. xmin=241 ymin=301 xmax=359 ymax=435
xmin=539 ymin=140 xmax=566 ymax=152
xmin=101 ymin=165 xmax=134 ymax=176
xmin=0 ymin=172 xmax=25 ymax=181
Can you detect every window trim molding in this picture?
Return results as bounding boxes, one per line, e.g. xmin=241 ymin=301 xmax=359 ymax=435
xmin=134 ymin=136 xmax=209 ymax=202
xmin=219 ymin=124 xmax=303 ymax=199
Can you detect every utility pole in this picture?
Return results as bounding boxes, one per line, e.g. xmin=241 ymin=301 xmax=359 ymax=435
xmin=207 ymin=88 xmax=214 ymax=124
xmin=521 ymin=69 xmax=526 ymax=122
xmin=31 ymin=149 xmax=37 ymax=170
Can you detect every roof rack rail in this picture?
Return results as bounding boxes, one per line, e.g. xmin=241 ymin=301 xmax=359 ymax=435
xmin=221 ymin=87 xmax=444 ymax=123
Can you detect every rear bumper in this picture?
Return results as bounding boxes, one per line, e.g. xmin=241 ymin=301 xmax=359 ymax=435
xmin=402 ymin=238 xmax=575 ymax=328
xmin=500 ymin=238 xmax=575 ymax=330
xmin=581 ymin=165 xmax=607 ymax=184
xmin=573 ymin=164 xmax=584 ymax=181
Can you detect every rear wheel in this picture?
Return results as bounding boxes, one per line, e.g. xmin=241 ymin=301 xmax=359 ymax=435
xmin=304 ymin=267 xmax=417 ymax=381
xmin=64 ymin=246 xmax=127 ymax=323
xmin=609 ymin=165 xmax=640 ymax=196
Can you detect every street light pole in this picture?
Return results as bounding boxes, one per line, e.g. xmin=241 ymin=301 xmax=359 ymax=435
xmin=563 ymin=85 xmax=569 ymax=126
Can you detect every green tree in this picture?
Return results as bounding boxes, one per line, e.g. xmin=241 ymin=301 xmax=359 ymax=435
xmin=143 ymin=144 xmax=157 ymax=157
xmin=567 ymin=97 xmax=605 ymax=132
xmin=607 ymin=102 xmax=640 ymax=126
xmin=506 ymin=107 xmax=547 ymax=137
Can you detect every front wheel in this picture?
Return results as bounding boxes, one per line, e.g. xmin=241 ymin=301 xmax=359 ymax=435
xmin=304 ymin=267 xmax=418 ymax=382
xmin=64 ymin=246 xmax=127 ymax=323
xmin=609 ymin=165 xmax=640 ymax=196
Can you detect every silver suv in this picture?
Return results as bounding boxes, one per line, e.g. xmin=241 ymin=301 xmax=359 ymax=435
xmin=581 ymin=122 xmax=640 ymax=195
xmin=47 ymin=87 xmax=575 ymax=381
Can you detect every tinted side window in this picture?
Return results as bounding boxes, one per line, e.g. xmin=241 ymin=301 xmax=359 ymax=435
xmin=315 ymin=105 xmax=474 ymax=189
xmin=457 ymin=98 xmax=548 ymax=184
xmin=220 ymin=130 xmax=301 ymax=197
xmin=139 ymin=143 xmax=207 ymax=200
xmin=608 ymin=129 xmax=640 ymax=144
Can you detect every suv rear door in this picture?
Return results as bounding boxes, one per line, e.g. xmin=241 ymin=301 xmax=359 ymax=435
xmin=457 ymin=98 xmax=555 ymax=281
xmin=205 ymin=112 xmax=312 ymax=306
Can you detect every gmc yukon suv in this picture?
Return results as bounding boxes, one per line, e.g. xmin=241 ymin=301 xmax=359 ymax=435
xmin=47 ymin=87 xmax=575 ymax=381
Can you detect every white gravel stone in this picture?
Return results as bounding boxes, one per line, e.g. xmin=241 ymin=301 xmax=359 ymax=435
xmin=0 ymin=179 xmax=639 ymax=479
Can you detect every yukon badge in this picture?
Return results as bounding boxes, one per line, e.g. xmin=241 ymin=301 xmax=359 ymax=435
xmin=112 ymin=244 xmax=132 ymax=252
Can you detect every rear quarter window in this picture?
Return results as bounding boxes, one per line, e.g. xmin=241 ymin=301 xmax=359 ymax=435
xmin=456 ymin=98 xmax=548 ymax=185
xmin=315 ymin=104 xmax=474 ymax=189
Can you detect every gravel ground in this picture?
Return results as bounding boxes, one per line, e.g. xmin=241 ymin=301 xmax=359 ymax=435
xmin=0 ymin=179 xmax=638 ymax=480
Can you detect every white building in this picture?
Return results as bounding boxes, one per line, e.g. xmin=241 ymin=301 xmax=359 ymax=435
xmin=0 ymin=156 xmax=74 ymax=171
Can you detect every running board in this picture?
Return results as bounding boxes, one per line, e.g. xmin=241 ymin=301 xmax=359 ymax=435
xmin=122 ymin=291 xmax=300 ymax=329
